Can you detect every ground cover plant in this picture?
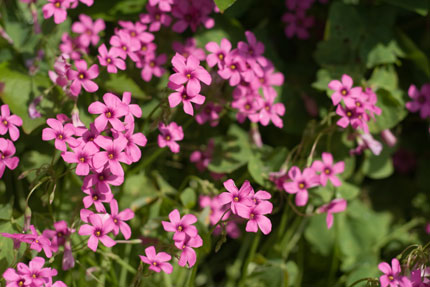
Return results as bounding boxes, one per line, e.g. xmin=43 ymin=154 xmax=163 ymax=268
xmin=0 ymin=0 xmax=429 ymax=286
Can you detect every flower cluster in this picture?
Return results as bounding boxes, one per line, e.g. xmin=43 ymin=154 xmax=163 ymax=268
xmin=282 ymin=152 xmax=347 ymax=228
xmin=140 ymin=0 xmax=215 ymax=34
xmin=3 ymin=257 xmax=66 ymax=287
xmin=204 ymin=31 xmax=285 ymax=128
xmin=162 ymin=209 xmax=202 ymax=268
xmin=406 ymin=84 xmax=430 ymax=120
xmin=43 ymin=0 xmax=94 ymax=24
xmin=158 ymin=122 xmax=184 ymax=153
xmin=218 ymin=179 xmax=273 ymax=235
xmin=282 ymin=0 xmax=317 ymax=39
xmin=328 ymin=74 xmax=381 ymax=133
xmin=377 ymin=258 xmax=430 ymax=287
xmin=0 ymin=104 xmax=22 ymax=178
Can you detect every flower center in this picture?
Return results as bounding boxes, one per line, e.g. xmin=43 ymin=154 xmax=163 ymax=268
xmin=57 ymin=232 xmax=64 ymax=237
xmin=341 ymin=88 xmax=347 ymax=96
xmin=165 ymin=135 xmax=171 ymax=141
xmin=356 ymin=102 xmax=361 ymax=107
xmin=150 ymin=61 xmax=155 ymax=67
xmin=182 ymin=245 xmax=186 ymax=249
xmin=122 ymin=46 xmax=127 ymax=51
xmin=155 ymin=14 xmax=161 ymax=20
xmin=19 ymin=280 xmax=24 ymax=286
xmin=177 ymin=225 xmax=183 ymax=231
xmin=113 ymin=218 xmax=118 ymax=224
xmin=245 ymin=104 xmax=251 ymax=110
xmin=106 ymin=58 xmax=112 ymax=64
xmin=265 ymin=105 xmax=270 ymax=111
xmin=186 ymin=73 xmax=191 ymax=79
xmin=95 ymin=230 xmax=101 ymax=237
xmin=79 ymin=157 xmax=85 ymax=163
xmin=55 ymin=1 xmax=61 ymax=8
xmin=130 ymin=31 xmax=136 ymax=37
xmin=79 ymin=73 xmax=85 ymax=80
xmin=2 ymin=120 xmax=7 ymax=126
xmin=35 ymin=239 xmax=39 ymax=243
xmin=141 ymin=45 xmax=147 ymax=51
xmin=324 ymin=168 xmax=331 ymax=175
xmin=250 ymin=213 xmax=255 ymax=219
xmin=32 ymin=274 xmax=37 ymax=278
xmin=98 ymin=175 xmax=104 ymax=181
xmin=152 ymin=262 xmax=158 ymax=266
xmin=93 ymin=195 xmax=98 ymax=201
xmin=218 ymin=53 xmax=224 ymax=60
xmin=233 ymin=196 xmax=239 ymax=202
xmin=1 ymin=154 xmax=4 ymax=160
xmin=346 ymin=111 xmax=352 ymax=117
xmin=105 ymin=111 xmax=112 ymax=118
xmin=58 ymin=134 xmax=63 ymax=140
xmin=230 ymin=64 xmax=237 ymax=70
xmin=388 ymin=275 xmax=394 ymax=281
xmin=298 ymin=183 xmax=305 ymax=189
xmin=108 ymin=153 xmax=114 ymax=159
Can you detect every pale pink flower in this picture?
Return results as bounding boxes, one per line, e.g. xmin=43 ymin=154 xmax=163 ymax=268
xmin=312 ymin=152 xmax=344 ymax=187
xmin=157 ymin=122 xmax=184 ymax=153
xmin=283 ymin=166 xmax=319 ymax=206
xmin=0 ymin=105 xmax=22 ymax=141
xmin=42 ymin=119 xmax=80 ymax=151
xmin=98 ymin=44 xmax=126 ymax=74
xmin=42 ymin=0 xmax=70 ymax=24
xmin=162 ymin=209 xmax=198 ymax=241
xmin=317 ymin=199 xmax=347 ymax=229
xmin=175 ymin=235 xmax=203 ymax=268
xmin=107 ymin=199 xmax=134 ymax=240
xmin=66 ymin=60 xmax=99 ymax=96
xmin=78 ymin=213 xmax=116 ymax=252
xmin=219 ymin=179 xmax=253 ymax=214
xmin=72 ymin=14 xmax=105 ymax=47
xmin=88 ymin=93 xmax=129 ymax=132
xmin=139 ymin=246 xmax=173 ymax=274
xmin=237 ymin=201 xmax=273 ymax=235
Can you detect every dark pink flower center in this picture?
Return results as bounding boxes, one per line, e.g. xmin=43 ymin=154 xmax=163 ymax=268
xmin=2 ymin=119 xmax=8 ymax=126
xmin=177 ymin=225 xmax=183 ymax=231
xmin=418 ymin=95 xmax=426 ymax=104
xmin=340 ymin=88 xmax=348 ymax=96
xmin=250 ymin=213 xmax=255 ymax=219
xmin=218 ymin=53 xmax=224 ymax=60
xmin=94 ymin=229 xmax=102 ymax=237
xmin=78 ymin=73 xmax=85 ymax=80
xmin=106 ymin=58 xmax=112 ymax=64
xmin=298 ymin=182 xmax=306 ymax=190
xmin=388 ymin=275 xmax=394 ymax=281
xmin=324 ymin=168 xmax=331 ymax=175
xmin=57 ymin=133 xmax=64 ymax=140
xmin=233 ymin=196 xmax=240 ymax=202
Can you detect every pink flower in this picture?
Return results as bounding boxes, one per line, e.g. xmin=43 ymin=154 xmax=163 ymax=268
xmin=42 ymin=220 xmax=74 ymax=252
xmin=218 ymin=55 xmax=245 ymax=86
xmin=175 ymin=235 xmax=203 ymax=268
xmin=0 ymin=105 xmax=22 ymax=141
xmin=249 ymin=190 xmax=271 ymax=205
xmin=162 ymin=209 xmax=198 ymax=241
xmin=168 ymin=85 xmax=205 ymax=116
xmin=28 ymin=225 xmax=53 ymax=258
xmin=328 ymin=74 xmax=362 ymax=107
xmin=83 ymin=167 xmax=124 ymax=194
xmin=317 ymin=199 xmax=347 ymax=229
xmin=219 ymin=179 xmax=253 ymax=214
xmin=110 ymin=30 xmax=141 ymax=62
xmin=173 ymin=38 xmax=206 ymax=61
xmin=205 ymin=38 xmax=232 ymax=69
xmin=107 ymin=199 xmax=134 ymax=240
xmin=381 ymin=129 xmax=397 ymax=147
xmin=61 ymin=143 xmax=99 ymax=176
xmin=123 ymin=123 xmax=147 ymax=163
xmin=139 ymin=246 xmax=173 ymax=274
xmin=117 ymin=21 xmax=155 ymax=44
xmin=92 ymin=135 xmax=129 ymax=176
xmin=169 ymin=53 xmax=212 ymax=96
xmin=139 ymin=53 xmax=167 ymax=82
xmin=72 ymin=14 xmax=105 ymax=47
xmin=122 ymin=92 xmax=142 ymax=123
xmin=171 ymin=0 xmax=214 ymax=33
xmin=82 ymin=187 xmax=113 ymax=212
xmin=0 ymin=139 xmax=19 ymax=178
xmin=258 ymin=93 xmax=285 ymax=128
xmin=195 ymin=102 xmax=222 ymax=127
xmin=140 ymin=4 xmax=172 ymax=32
xmin=311 ymin=152 xmax=344 ymax=187
xmin=378 ymin=258 xmax=412 ymax=287
xmin=157 ymin=122 xmax=184 ymax=153
xmin=256 ymin=64 xmax=284 ymax=98
xmin=98 ymin=44 xmax=126 ymax=74
xmin=67 ymin=60 xmax=99 ymax=96
xmin=3 ymin=268 xmax=30 ymax=287
xmin=283 ymin=166 xmax=319 ymax=206
xmin=282 ymin=10 xmax=315 ymax=39
xmin=237 ymin=201 xmax=273 ymax=235
xmin=42 ymin=118 xmax=80 ymax=152
xmin=17 ymin=257 xmax=56 ymax=287
xmin=78 ymin=213 xmax=116 ymax=252
xmin=59 ymin=33 xmax=86 ymax=60
xmin=88 ymin=93 xmax=129 ymax=132
xmin=190 ymin=139 xmax=215 ymax=172
xmin=406 ymin=84 xmax=430 ymax=119
xmin=42 ymin=0 xmax=70 ymax=24
xmin=149 ymin=0 xmax=173 ymax=12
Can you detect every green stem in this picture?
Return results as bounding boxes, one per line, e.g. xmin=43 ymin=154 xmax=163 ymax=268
xmin=187 ymin=251 xmax=199 ymax=287
xmin=239 ymin=233 xmax=261 ymax=286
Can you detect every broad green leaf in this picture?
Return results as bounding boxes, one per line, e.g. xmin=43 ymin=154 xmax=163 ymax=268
xmin=369 ymin=65 xmax=398 ymax=92
xmin=0 ymin=202 xmax=12 ymax=221
xmin=214 ymin=0 xmax=237 ymax=13
xmin=248 ymin=154 xmax=265 ymax=186
xmin=104 ymin=73 xmax=149 ymax=100
xmin=336 ymin=181 xmax=360 ymax=200
xmin=362 ymin=148 xmax=394 ymax=179
xmin=305 ymin=213 xmax=335 ymax=256
xmin=180 ymin=188 xmax=196 ymax=209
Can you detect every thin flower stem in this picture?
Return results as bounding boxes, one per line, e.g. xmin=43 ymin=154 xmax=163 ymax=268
xmin=238 ymin=232 xmax=261 ymax=287
xmin=347 ymin=277 xmax=378 ymax=287
xmin=209 ymin=209 xmax=230 ymax=234
xmin=115 ymin=239 xmax=142 ymax=244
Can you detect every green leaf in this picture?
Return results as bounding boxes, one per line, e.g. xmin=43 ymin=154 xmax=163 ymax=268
xmin=362 ymin=147 xmax=394 ymax=179
xmin=396 ymin=29 xmax=430 ymax=78
xmin=381 ymin=0 xmax=427 ymax=16
xmin=180 ymin=188 xmax=196 ymax=209
xmin=104 ymin=73 xmax=149 ymax=100
xmin=0 ymin=63 xmax=46 ymax=134
xmin=369 ymin=65 xmax=398 ymax=92
xmin=248 ymin=154 xmax=265 ymax=186
xmin=365 ymin=40 xmax=402 ymax=68
xmin=0 ymin=202 xmax=12 ymax=221
xmin=336 ymin=181 xmax=360 ymax=200
xmin=305 ymin=214 xmax=335 ymax=256
xmin=214 ymin=0 xmax=237 ymax=13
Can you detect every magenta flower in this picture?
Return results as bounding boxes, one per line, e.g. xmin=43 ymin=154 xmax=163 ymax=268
xmin=140 ymin=4 xmax=172 ymax=32
xmin=258 ymin=93 xmax=285 ymax=128
xmin=169 ymin=53 xmax=212 ymax=96
xmin=139 ymin=246 xmax=173 ymax=274
xmin=190 ymin=139 xmax=215 ymax=172
xmin=168 ymin=85 xmax=205 ymax=116
xmin=157 ymin=122 xmax=184 ymax=153
xmin=0 ymin=105 xmax=22 ymax=141
xmin=42 ymin=220 xmax=74 ymax=252
xmin=175 ymin=235 xmax=203 ymax=268
xmin=42 ymin=118 xmax=80 ymax=152
xmin=283 ymin=166 xmax=319 ymax=206
xmin=378 ymin=258 xmax=412 ymax=287
xmin=0 ymin=139 xmax=19 ymax=178
xmin=83 ymin=167 xmax=124 ymax=194
xmin=78 ymin=213 xmax=116 ymax=252
xmin=93 ymin=135 xmax=129 ymax=176
xmin=312 ymin=152 xmax=345 ymax=187
xmin=328 ymin=74 xmax=362 ymax=107
xmin=110 ymin=30 xmax=141 ymax=62
xmin=98 ymin=44 xmax=126 ymax=74
xmin=139 ymin=53 xmax=167 ymax=82
xmin=317 ymin=199 xmax=347 ymax=229
xmin=256 ymin=65 xmax=285 ymax=99
xmin=107 ymin=199 xmax=134 ymax=240
xmin=199 ymin=195 xmax=230 ymax=226
xmin=62 ymin=143 xmax=99 ymax=176
xmin=28 ymin=225 xmax=53 ymax=258
xmin=336 ymin=105 xmax=369 ymax=132
xmin=406 ymin=84 xmax=430 ymax=119
xmin=149 ymin=0 xmax=173 ymax=11
xmin=219 ymin=179 xmax=253 ymax=214
xmin=88 ymin=93 xmax=129 ymax=132
xmin=162 ymin=209 xmax=198 ymax=241
xmin=66 ymin=60 xmax=99 ymax=96
xmin=42 ymin=0 xmax=70 ymax=24
xmin=195 ymin=102 xmax=222 ymax=127
xmin=282 ymin=10 xmax=315 ymax=39
xmin=237 ymin=201 xmax=273 ymax=235
xmin=172 ymin=38 xmax=206 ymax=61
xmin=171 ymin=0 xmax=214 ymax=33
xmin=249 ymin=190 xmax=271 ymax=206
xmin=3 ymin=267 xmax=30 ymax=287
xmin=72 ymin=14 xmax=105 ymax=47
xmin=205 ymin=38 xmax=232 ymax=69
xmin=118 ymin=21 xmax=155 ymax=44
xmin=122 ymin=92 xmax=142 ymax=123
xmin=82 ymin=187 xmax=113 ymax=212
xmin=17 ymin=257 xmax=55 ymax=287
xmin=218 ymin=55 xmax=245 ymax=86
xmin=123 ymin=123 xmax=147 ymax=163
